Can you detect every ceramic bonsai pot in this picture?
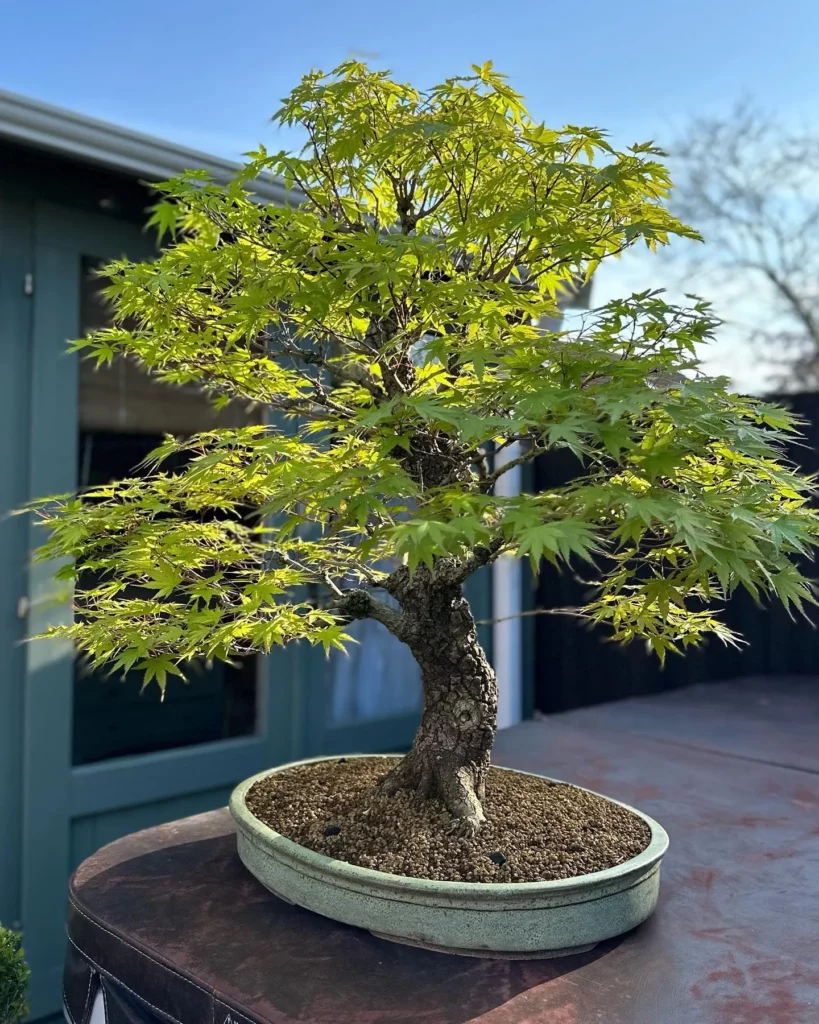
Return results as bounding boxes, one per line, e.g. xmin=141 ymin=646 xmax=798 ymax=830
xmin=229 ymin=754 xmax=669 ymax=959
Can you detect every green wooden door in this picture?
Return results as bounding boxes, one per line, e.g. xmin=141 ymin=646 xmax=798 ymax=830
xmin=20 ymin=203 xmax=303 ymax=1018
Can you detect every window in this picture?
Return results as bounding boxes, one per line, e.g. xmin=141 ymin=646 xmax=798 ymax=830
xmin=71 ymin=257 xmax=259 ymax=765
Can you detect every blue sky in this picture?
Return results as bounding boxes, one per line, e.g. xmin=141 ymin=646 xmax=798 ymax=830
xmin=5 ymin=0 xmax=817 ymax=160
xmin=3 ymin=0 xmax=817 ymax=390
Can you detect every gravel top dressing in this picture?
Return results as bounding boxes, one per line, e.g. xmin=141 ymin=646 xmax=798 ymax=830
xmin=245 ymin=757 xmax=651 ymax=883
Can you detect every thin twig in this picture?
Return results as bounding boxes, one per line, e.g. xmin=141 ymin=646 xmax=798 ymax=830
xmin=479 ymin=448 xmax=540 ymax=492
xmin=475 ymin=607 xmax=588 ymax=626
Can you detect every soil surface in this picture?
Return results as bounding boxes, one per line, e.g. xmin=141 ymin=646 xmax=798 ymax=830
xmin=245 ymin=757 xmax=652 ymax=883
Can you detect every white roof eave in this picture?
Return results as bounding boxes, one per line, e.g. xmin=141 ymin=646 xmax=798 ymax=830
xmin=0 ymin=88 xmax=295 ymax=206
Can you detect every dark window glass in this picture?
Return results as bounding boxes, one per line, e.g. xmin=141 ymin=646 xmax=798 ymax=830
xmin=72 ymin=257 xmax=258 ymax=765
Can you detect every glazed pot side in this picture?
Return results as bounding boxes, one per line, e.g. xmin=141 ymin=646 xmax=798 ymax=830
xmin=229 ymin=755 xmax=669 ymax=957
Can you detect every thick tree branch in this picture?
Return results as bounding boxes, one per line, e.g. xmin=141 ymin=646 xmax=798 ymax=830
xmin=333 ymin=589 xmax=408 ymax=639
xmin=433 ymin=539 xmax=508 ymax=587
xmin=760 ymin=266 xmax=819 ymax=348
xmin=479 ymin=446 xmax=540 ymax=494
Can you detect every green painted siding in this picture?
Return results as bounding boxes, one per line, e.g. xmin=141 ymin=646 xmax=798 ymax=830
xmin=22 ymin=199 xmax=86 ymax=1020
xmin=0 ymin=139 xmax=154 ymax=948
xmin=0 ymin=176 xmax=34 ymax=932
xmin=70 ymin=787 xmax=233 ymax=869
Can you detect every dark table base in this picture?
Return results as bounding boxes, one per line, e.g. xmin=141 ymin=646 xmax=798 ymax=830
xmin=65 ymin=677 xmax=819 ymax=1024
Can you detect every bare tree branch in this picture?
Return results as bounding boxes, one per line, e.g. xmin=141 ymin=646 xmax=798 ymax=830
xmin=666 ymin=100 xmax=819 ymax=389
xmin=475 ymin=606 xmax=588 ymax=626
xmin=478 ymin=446 xmax=540 ymax=494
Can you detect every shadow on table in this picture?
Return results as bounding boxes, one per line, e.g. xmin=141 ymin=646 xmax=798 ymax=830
xmin=70 ymin=832 xmax=628 ymax=1024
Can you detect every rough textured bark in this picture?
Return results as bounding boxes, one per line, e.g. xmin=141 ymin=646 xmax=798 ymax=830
xmin=378 ymin=576 xmax=498 ymax=836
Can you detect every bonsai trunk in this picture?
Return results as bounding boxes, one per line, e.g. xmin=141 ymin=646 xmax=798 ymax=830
xmin=379 ymin=580 xmax=498 ymax=836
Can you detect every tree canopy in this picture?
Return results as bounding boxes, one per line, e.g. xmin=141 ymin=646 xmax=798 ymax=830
xmin=29 ymin=61 xmax=819 ymax=688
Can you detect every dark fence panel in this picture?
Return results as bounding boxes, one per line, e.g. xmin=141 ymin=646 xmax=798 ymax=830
xmin=532 ymin=392 xmax=819 ymax=714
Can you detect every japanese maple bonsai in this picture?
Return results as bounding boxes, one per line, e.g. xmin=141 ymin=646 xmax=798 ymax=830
xmin=32 ymin=62 xmax=819 ymax=842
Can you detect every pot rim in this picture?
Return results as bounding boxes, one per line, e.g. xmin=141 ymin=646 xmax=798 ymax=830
xmin=229 ymin=753 xmax=669 ymax=899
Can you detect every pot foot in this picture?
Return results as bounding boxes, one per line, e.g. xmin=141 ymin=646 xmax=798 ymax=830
xmin=258 ymin=881 xmax=296 ymax=906
xmin=369 ymin=931 xmax=597 ymax=960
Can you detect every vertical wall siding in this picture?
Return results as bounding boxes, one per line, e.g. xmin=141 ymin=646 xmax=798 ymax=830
xmin=0 ymin=180 xmax=34 ymax=929
xmin=69 ymin=787 xmax=234 ymax=870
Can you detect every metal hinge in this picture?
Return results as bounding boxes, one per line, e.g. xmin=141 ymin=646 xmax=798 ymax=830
xmin=23 ymin=273 xmax=33 ymax=296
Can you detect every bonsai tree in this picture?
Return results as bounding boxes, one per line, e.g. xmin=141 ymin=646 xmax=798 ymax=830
xmin=32 ymin=63 xmax=819 ymax=836
xmin=0 ymin=926 xmax=30 ymax=1024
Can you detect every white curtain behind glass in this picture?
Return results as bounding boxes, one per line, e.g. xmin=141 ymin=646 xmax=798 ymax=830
xmin=328 ymin=612 xmax=421 ymax=725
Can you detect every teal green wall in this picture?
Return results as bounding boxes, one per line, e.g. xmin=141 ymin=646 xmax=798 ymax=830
xmin=0 ymin=143 xmax=190 ymax=998
xmin=70 ymin=786 xmax=233 ymax=868
xmin=0 ymin=176 xmax=34 ymax=931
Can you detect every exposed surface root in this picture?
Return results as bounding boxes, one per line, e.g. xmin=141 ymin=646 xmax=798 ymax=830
xmin=379 ymin=753 xmax=486 ymax=836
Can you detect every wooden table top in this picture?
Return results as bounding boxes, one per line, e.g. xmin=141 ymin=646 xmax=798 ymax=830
xmin=65 ymin=677 xmax=819 ymax=1024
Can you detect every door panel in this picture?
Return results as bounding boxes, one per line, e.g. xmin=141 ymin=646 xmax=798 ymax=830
xmin=69 ymin=786 xmax=233 ymax=869
xmin=23 ymin=206 xmax=90 ymax=1019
